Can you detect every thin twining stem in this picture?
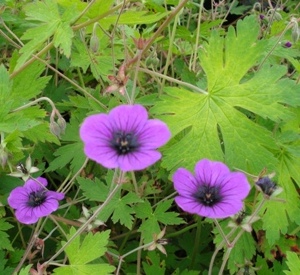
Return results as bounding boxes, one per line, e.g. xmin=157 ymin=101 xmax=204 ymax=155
xmin=138 ymin=68 xmax=208 ymax=94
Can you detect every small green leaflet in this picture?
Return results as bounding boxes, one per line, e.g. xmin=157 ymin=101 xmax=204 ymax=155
xmin=134 ymin=199 xmax=184 ymax=243
xmin=78 ymin=177 xmax=143 ymax=229
xmin=0 ymin=219 xmax=14 ymax=251
xmin=284 ymin=252 xmax=300 ymax=275
xmin=16 ymin=0 xmax=78 ymax=70
xmin=151 ymin=15 xmax=300 ymax=174
xmin=53 ymin=227 xmax=115 ymax=275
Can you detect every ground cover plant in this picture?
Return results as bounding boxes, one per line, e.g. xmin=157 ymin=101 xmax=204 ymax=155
xmin=0 ymin=0 xmax=300 ymax=274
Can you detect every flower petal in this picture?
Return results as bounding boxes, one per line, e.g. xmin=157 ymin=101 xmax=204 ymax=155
xmin=109 ymin=105 xmax=148 ymax=133
xmin=47 ymin=191 xmax=65 ymax=201
xmin=175 ymin=196 xmax=204 ymax=215
xmin=173 ymin=168 xmax=198 ymax=196
xmin=219 ymin=172 xmax=250 ymax=200
xmin=80 ymin=114 xmax=113 ymax=143
xmin=24 ymin=177 xmax=48 ymax=192
xmin=194 ymin=159 xmax=230 ymax=186
xmin=33 ymin=199 xmax=60 ymax=217
xmin=118 ymin=150 xmax=161 ymax=171
xmin=7 ymin=187 xmax=30 ymax=208
xmin=138 ymin=119 xmax=171 ymax=148
xmin=15 ymin=206 xmax=39 ymax=224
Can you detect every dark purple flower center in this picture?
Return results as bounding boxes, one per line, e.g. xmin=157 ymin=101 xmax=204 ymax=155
xmin=193 ymin=184 xmax=222 ymax=206
xmin=111 ymin=132 xmax=139 ymax=155
xmin=27 ymin=190 xmax=47 ymax=207
xmin=256 ymin=177 xmax=277 ymax=196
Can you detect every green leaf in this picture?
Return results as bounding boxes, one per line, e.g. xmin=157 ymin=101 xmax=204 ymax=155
xmin=151 ymin=15 xmax=300 ymax=174
xmin=17 ymin=265 xmax=32 ymax=275
xmin=143 ymin=252 xmax=166 ymax=275
xmin=103 ymin=11 xmax=169 ymax=25
xmin=53 ymin=227 xmax=115 ymax=275
xmin=0 ymin=65 xmax=13 ymax=119
xmin=46 ymin=142 xmax=86 ymax=174
xmin=78 ymin=177 xmax=143 ymax=229
xmin=16 ymin=0 xmax=78 ymax=69
xmin=0 ymin=219 xmax=14 ymax=251
xmin=111 ymin=192 xmax=143 ymax=229
xmin=200 ymin=16 xmax=265 ymax=90
xmin=261 ymin=142 xmax=300 ymax=245
xmin=11 ymin=61 xmax=51 ymax=108
xmin=0 ymin=251 xmax=14 ymax=275
xmin=135 ymin=200 xmax=184 ymax=242
xmin=46 ymin=114 xmax=86 ymax=174
xmin=77 ymin=177 xmax=108 ymax=201
xmin=284 ymin=252 xmax=300 ymax=275
xmin=227 ymin=233 xmax=256 ymax=274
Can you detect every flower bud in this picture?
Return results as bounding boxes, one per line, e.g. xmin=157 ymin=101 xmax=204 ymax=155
xmin=0 ymin=147 xmax=8 ymax=168
xmin=283 ymin=41 xmax=292 ymax=48
xmin=57 ymin=116 xmax=66 ymax=134
xmin=273 ymin=11 xmax=282 ymax=21
xmin=292 ymin=26 xmax=299 ymax=43
xmin=255 ymin=176 xmax=283 ymax=197
xmin=90 ymin=34 xmax=100 ymax=53
xmin=50 ymin=121 xmax=62 ymax=138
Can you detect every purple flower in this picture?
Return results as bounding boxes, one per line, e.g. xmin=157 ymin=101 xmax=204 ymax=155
xmin=79 ymin=104 xmax=171 ymax=171
xmin=8 ymin=177 xmax=64 ymax=224
xmin=173 ymin=159 xmax=250 ymax=219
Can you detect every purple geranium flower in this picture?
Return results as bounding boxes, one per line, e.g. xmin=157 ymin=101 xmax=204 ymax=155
xmin=173 ymin=159 xmax=250 ymax=219
xmin=79 ymin=104 xmax=171 ymax=171
xmin=8 ymin=177 xmax=64 ymax=224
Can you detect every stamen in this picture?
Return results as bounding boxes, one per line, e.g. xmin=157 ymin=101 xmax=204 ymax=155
xmin=111 ymin=132 xmax=139 ymax=155
xmin=27 ymin=190 xmax=47 ymax=207
xmin=193 ymin=184 xmax=222 ymax=206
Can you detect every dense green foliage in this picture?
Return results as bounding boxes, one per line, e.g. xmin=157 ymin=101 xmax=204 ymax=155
xmin=0 ymin=0 xmax=299 ymax=274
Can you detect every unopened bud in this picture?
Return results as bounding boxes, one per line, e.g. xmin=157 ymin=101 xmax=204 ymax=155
xmin=291 ymin=26 xmax=299 ymax=43
xmin=57 ymin=116 xmax=66 ymax=134
xmin=0 ymin=147 xmax=8 ymax=168
xmin=90 ymin=34 xmax=100 ymax=53
xmin=273 ymin=11 xmax=282 ymax=21
xmin=50 ymin=121 xmax=62 ymax=138
xmin=283 ymin=41 xmax=292 ymax=48
xmin=255 ymin=176 xmax=283 ymax=197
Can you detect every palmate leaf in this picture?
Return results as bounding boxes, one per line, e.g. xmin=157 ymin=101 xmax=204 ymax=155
xmin=16 ymin=0 xmax=78 ymax=70
xmin=135 ymin=199 xmax=184 ymax=243
xmin=77 ymin=177 xmax=143 ymax=229
xmin=260 ymin=138 xmax=300 ymax=245
xmin=151 ymin=15 xmax=300 ymax=174
xmin=53 ymin=227 xmax=115 ymax=275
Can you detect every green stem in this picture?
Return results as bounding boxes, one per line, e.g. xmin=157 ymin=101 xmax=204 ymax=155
xmin=13 ymin=219 xmax=43 ymax=274
xmin=138 ymin=67 xmax=208 ymax=94
xmin=60 ymin=158 xmax=89 ymax=193
xmin=161 ymin=8 xmax=181 ymax=91
xmin=115 ymin=240 xmax=155 ymax=275
xmin=208 ymin=227 xmax=237 ymax=275
xmin=258 ymin=21 xmax=294 ymax=70
xmin=166 ymin=223 xmax=198 ymax=238
xmin=126 ymin=0 xmax=189 ymax=68
xmin=10 ymin=97 xmax=56 ymax=113
xmin=43 ymin=181 xmax=122 ymax=266
xmin=131 ymin=171 xmax=139 ymax=196
xmin=191 ymin=0 xmax=205 ymax=71
xmin=9 ymin=42 xmax=54 ymax=79
xmin=72 ymin=1 xmax=130 ymax=31
xmin=190 ymin=217 xmax=202 ymax=269
xmin=214 ymin=219 xmax=231 ymax=247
